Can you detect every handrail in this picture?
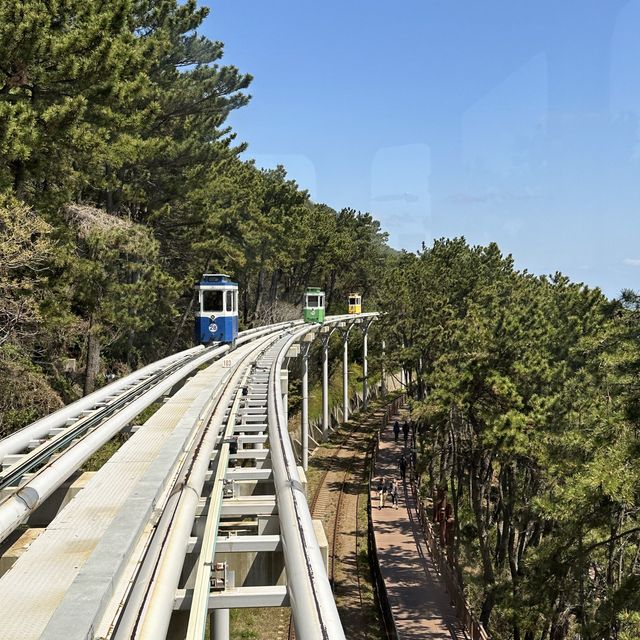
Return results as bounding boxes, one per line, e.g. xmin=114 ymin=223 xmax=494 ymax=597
xmin=269 ymin=312 xmax=378 ymax=639
xmin=269 ymin=326 xmax=346 ymax=640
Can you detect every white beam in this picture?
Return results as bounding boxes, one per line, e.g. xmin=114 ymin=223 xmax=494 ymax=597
xmin=174 ymin=586 xmax=289 ymax=610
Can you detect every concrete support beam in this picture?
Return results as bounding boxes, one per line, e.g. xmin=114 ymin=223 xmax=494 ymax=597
xmin=230 ymin=450 xmax=269 ymax=461
xmin=219 ymin=496 xmax=277 ymax=517
xmin=0 ymin=528 xmax=43 ymax=577
xmin=224 ymin=468 xmax=273 ymax=481
xmin=215 ymin=535 xmax=282 ymax=553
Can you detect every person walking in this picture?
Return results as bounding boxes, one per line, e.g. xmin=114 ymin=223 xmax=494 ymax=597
xmin=402 ymin=420 xmax=409 ymax=444
xmin=378 ymin=477 xmax=387 ymax=509
xmin=382 ymin=477 xmax=391 ymax=508
xmin=375 ymin=476 xmax=383 ymax=507
xmin=393 ymin=420 xmax=400 ymax=442
xmin=390 ymin=479 xmax=399 ymax=509
xmin=399 ymin=455 xmax=407 ymax=483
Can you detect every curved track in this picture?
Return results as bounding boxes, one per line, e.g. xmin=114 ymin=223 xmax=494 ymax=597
xmin=0 ymin=315 xmax=377 ymax=640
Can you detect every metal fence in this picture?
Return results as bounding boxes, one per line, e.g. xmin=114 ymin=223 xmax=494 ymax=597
xmin=366 ymin=394 xmax=406 ymax=640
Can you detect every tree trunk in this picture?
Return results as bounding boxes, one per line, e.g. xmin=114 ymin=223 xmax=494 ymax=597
xmin=168 ymin=289 xmax=197 ymax=354
xmin=84 ymin=318 xmax=101 ymax=396
xmin=471 ymin=444 xmax=496 ymax=628
xmin=326 ymin=270 xmax=337 ymax=311
xmin=267 ymin=269 xmax=281 ymax=321
xmin=254 ymin=265 xmax=266 ymax=317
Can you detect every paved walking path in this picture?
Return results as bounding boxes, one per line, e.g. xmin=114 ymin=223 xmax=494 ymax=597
xmin=371 ymin=413 xmax=464 ymax=639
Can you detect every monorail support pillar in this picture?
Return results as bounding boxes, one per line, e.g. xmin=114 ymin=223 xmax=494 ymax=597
xmin=212 ymin=608 xmax=229 ymax=640
xmin=362 ymin=318 xmax=374 ymax=411
xmin=341 ymin=324 xmax=355 ymax=423
xmin=300 ymin=337 xmax=313 ymax=471
xmin=343 ymin=334 xmax=349 ymax=423
xmin=381 ymin=338 xmax=386 ymax=396
xmin=320 ymin=330 xmax=331 ymax=440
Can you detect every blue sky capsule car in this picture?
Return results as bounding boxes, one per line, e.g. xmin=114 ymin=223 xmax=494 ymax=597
xmin=195 ymin=274 xmax=239 ymax=345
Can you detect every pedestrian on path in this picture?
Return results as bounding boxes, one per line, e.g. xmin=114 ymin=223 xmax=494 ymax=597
xmin=393 ymin=420 xmax=400 ymax=442
xmin=375 ymin=476 xmax=383 ymax=506
xmin=390 ymin=479 xmax=399 ymax=509
xmin=382 ymin=477 xmax=392 ymax=508
xmin=402 ymin=420 xmax=409 ymax=444
xmin=399 ymin=455 xmax=407 ymax=482
xmin=379 ymin=476 xmax=388 ymax=508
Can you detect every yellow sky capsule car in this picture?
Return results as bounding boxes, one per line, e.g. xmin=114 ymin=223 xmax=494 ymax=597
xmin=348 ymin=293 xmax=362 ymax=314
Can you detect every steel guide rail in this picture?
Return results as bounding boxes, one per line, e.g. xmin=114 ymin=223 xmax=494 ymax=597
xmin=0 ymin=320 xmax=302 ymax=469
xmin=0 ymin=353 xmax=204 ymax=490
xmin=184 ymin=360 xmax=256 ymax=639
xmin=0 ymin=348 xmax=201 ymax=465
xmin=268 ymin=318 xmax=362 ymax=640
xmin=269 ymin=313 xmax=376 ymax=640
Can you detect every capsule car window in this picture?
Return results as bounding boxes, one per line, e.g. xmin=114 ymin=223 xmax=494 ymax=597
xmin=203 ymin=290 xmax=223 ymax=312
xmin=226 ymin=290 xmax=233 ymax=312
xmin=307 ymin=295 xmax=319 ymax=307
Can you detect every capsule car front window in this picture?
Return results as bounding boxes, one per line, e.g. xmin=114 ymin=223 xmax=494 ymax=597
xmin=307 ymin=295 xmax=319 ymax=307
xmin=202 ymin=290 xmax=223 ymax=312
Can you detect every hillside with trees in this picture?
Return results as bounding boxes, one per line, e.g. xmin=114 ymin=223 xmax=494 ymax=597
xmin=377 ymin=240 xmax=640 ymax=639
xmin=0 ymin=0 xmax=389 ymax=432
xmin=1 ymin=2 xmax=639 ymax=638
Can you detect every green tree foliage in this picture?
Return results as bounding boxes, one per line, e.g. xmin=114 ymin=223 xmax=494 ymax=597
xmin=377 ymin=238 xmax=640 ymax=639
xmin=0 ymin=197 xmax=62 ymax=435
xmin=0 ymin=0 xmax=147 ymax=205
xmin=0 ymin=0 xmax=392 ymax=414
xmin=58 ymin=204 xmax=178 ymax=394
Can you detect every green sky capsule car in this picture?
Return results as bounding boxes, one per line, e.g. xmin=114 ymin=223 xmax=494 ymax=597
xmin=303 ymin=287 xmax=325 ymax=323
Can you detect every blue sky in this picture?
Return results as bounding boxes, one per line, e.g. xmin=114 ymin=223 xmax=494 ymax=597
xmin=202 ymin=1 xmax=640 ymax=297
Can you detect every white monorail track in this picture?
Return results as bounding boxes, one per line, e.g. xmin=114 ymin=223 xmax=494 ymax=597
xmin=0 ymin=315 xmax=376 ymax=640
xmin=0 ymin=321 xmax=301 ymax=544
